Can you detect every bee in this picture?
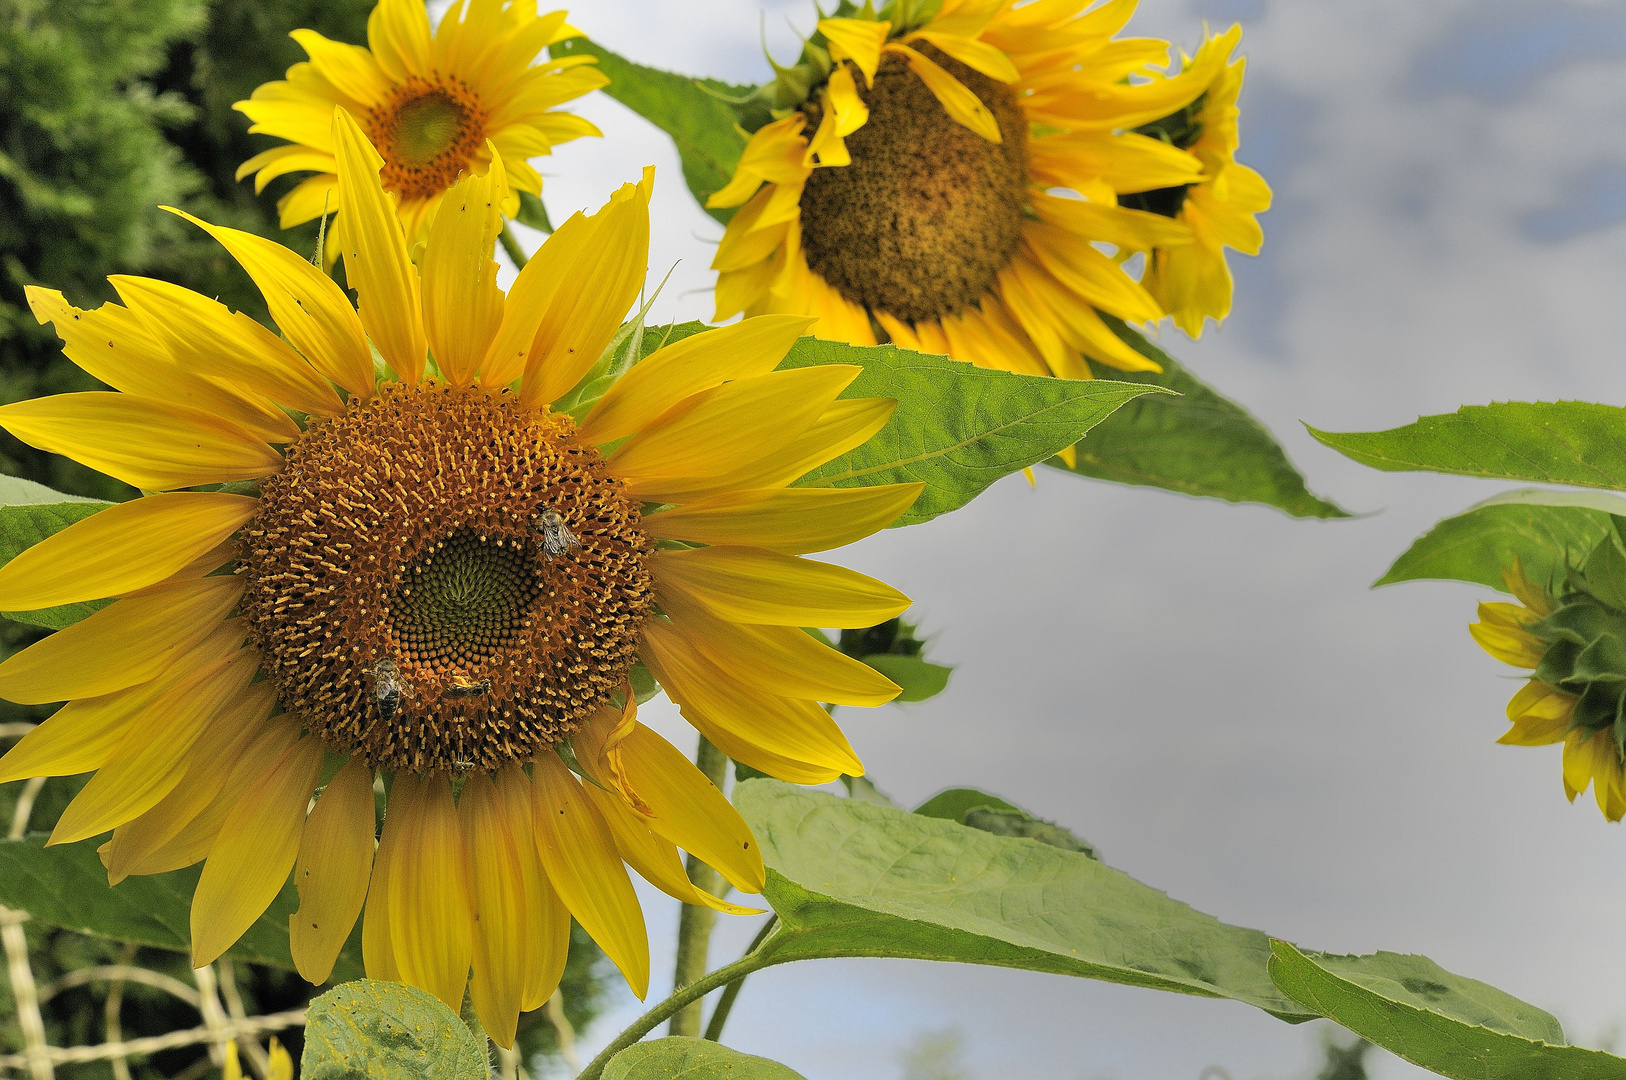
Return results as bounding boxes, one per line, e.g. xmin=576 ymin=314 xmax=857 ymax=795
xmin=445 ymin=674 xmax=492 ymax=698
xmin=453 ymin=759 xmax=477 ymax=772
xmin=533 ymin=508 xmax=581 ymax=560
xmin=362 ymin=658 xmax=411 ymax=723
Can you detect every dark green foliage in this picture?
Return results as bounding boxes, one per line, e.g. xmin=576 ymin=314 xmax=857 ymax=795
xmin=1315 ymin=1034 xmax=1373 ymax=1080
xmin=837 ymin=617 xmax=953 ymax=703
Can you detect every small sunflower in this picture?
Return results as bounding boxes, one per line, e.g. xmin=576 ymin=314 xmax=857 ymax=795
xmin=236 ymin=0 xmax=606 ymax=244
xmin=0 ymin=110 xmax=919 ymax=1046
xmin=707 ymin=0 xmax=1234 ymax=385
xmin=1129 ymin=26 xmax=1271 ymax=337
xmin=1470 ymin=558 xmax=1626 ymax=821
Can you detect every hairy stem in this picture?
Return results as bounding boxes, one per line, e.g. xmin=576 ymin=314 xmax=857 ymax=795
xmin=575 ymin=950 xmax=777 ymax=1080
xmin=668 ymin=737 xmax=729 ymax=1036
xmin=702 ymin=916 xmax=778 ymax=1042
xmin=498 ymin=224 xmax=529 ymax=270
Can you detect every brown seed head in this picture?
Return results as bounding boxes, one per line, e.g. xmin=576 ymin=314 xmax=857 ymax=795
xmin=241 ymin=383 xmax=654 ymax=772
xmin=798 ymin=45 xmax=1030 ymax=325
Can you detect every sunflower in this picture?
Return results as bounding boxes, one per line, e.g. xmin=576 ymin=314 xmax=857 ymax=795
xmin=0 ymin=110 xmax=919 ymax=1047
xmin=707 ymin=0 xmax=1237 ymax=387
xmin=1130 ymin=26 xmax=1271 ymax=337
xmin=235 ymin=0 xmax=606 ymax=246
xmin=1470 ymin=560 xmax=1626 ymax=821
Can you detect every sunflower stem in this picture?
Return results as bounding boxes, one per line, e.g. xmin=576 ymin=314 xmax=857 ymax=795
xmin=498 ymin=224 xmax=529 ymax=270
xmin=576 ymin=947 xmax=780 ymax=1080
xmin=702 ymin=915 xmax=778 ymax=1042
xmin=667 ymin=736 xmax=729 ymax=1037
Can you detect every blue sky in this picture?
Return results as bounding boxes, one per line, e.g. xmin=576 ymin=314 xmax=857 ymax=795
xmin=503 ymin=1 xmax=1626 ymax=1075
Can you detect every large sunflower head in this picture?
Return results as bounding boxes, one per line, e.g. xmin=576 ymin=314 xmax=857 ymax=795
xmin=1470 ymin=543 xmax=1626 ymax=822
xmin=707 ymin=0 xmax=1233 ymax=381
xmin=235 ymin=0 xmax=606 ymax=245
xmin=0 ymin=110 xmax=920 ymax=1046
xmin=1129 ymin=26 xmax=1272 ymax=337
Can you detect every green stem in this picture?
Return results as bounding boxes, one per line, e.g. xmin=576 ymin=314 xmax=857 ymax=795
xmin=576 ymin=950 xmax=777 ymax=1080
xmin=702 ymin=916 xmax=778 ymax=1042
xmin=498 ymin=224 xmax=529 ymax=269
xmin=668 ymin=737 xmax=730 ymax=1037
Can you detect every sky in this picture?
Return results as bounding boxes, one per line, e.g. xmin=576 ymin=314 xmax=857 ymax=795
xmin=498 ymin=1 xmax=1626 ymax=1076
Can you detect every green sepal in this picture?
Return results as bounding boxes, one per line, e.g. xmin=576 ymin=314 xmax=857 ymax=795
xmin=514 ymin=189 xmax=553 ymax=233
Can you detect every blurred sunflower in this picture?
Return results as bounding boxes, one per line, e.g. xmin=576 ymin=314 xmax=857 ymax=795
xmin=236 ymin=0 xmax=605 ymax=245
xmin=1470 ymin=557 xmax=1626 ymax=821
xmin=708 ymin=0 xmax=1240 ymax=391
xmin=1128 ymin=26 xmax=1271 ymax=336
xmin=0 ymin=110 xmax=918 ymax=1046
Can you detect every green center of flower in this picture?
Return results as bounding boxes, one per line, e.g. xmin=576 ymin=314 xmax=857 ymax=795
xmin=392 ymin=530 xmax=543 ymax=671
xmin=365 ymin=78 xmax=490 ymax=203
xmin=241 ymin=384 xmax=654 ymax=773
xmin=797 ymin=45 xmax=1029 ymax=326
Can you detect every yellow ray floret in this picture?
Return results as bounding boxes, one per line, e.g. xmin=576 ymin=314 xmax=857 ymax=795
xmin=0 ymin=113 xmax=920 ymax=1043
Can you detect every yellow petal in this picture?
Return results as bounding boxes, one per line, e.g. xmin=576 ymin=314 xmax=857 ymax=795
xmin=644 ymin=484 xmax=922 ymax=554
xmin=520 ymin=171 xmax=652 ymax=407
xmin=387 ymin=771 xmax=473 ymax=1011
xmin=333 ymin=108 xmax=427 ymax=384
xmin=578 ymin=315 xmax=814 ymax=445
xmin=165 ymin=208 xmax=374 ymax=398
xmin=363 ymin=794 xmax=402 ymax=984
xmin=461 ymin=767 xmax=565 ymax=1047
xmin=191 ymin=735 xmax=325 ymax=965
xmin=574 ymin=756 xmax=761 ymax=916
xmin=885 ymin=43 xmax=1002 ymax=142
xmin=367 ymin=0 xmax=433 ymax=81
xmin=1469 ymin=620 xmax=1544 ymax=668
xmin=0 ymin=575 xmax=243 ymax=705
xmin=911 ymin=30 xmax=1020 ymax=82
xmin=422 ymin=152 xmax=508 ymax=386
xmin=825 ymin=64 xmax=871 ymax=135
xmin=100 ymin=680 xmax=276 ymax=883
xmin=610 ymin=366 xmax=862 ymax=486
xmin=653 ymin=590 xmax=900 ymax=707
xmin=290 ymin=756 xmax=377 ymax=984
xmin=680 ymin=712 xmax=843 ymax=786
xmin=0 ymin=392 xmax=283 ymax=492
xmin=50 ymin=649 xmax=260 ymax=845
xmin=1506 ymin=679 xmax=1575 ymax=723
xmin=706 ymin=118 xmax=810 ymax=208
xmin=640 ymin=618 xmax=864 ymax=775
xmin=653 ymin=546 xmax=910 ymax=627
xmin=803 ymin=96 xmax=851 ymax=169
xmin=611 ymin=723 xmax=764 ymax=894
xmin=819 ymin=18 xmax=892 ymax=84
xmin=1563 ymin=728 xmax=1594 ymax=801
xmin=290 ymin=29 xmax=391 ymax=103
xmin=0 ymin=620 xmax=247 ymax=786
xmin=0 ymin=493 xmax=257 ymax=611
xmin=480 ymin=200 xmax=597 ymax=387
xmin=530 ymin=751 xmax=649 ymax=998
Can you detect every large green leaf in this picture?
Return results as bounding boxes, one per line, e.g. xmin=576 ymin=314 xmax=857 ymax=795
xmin=301 ymin=980 xmax=486 ymax=1080
xmin=779 ymin=337 xmax=1172 ymax=525
xmin=1309 ymin=402 xmax=1626 ymax=490
xmin=1379 ymin=488 xmax=1626 ymax=590
xmin=0 ymin=834 xmax=364 ymax=982
xmin=734 ymin=780 xmax=1312 ymax=1019
xmin=913 ymin=786 xmax=1097 ymax=857
xmin=604 ymin=1038 xmax=808 ymax=1080
xmin=859 ymin=652 xmax=951 ymax=702
xmin=1267 ymin=942 xmax=1622 ymax=1079
xmin=1049 ymin=318 xmax=1347 ymax=518
xmin=0 ymin=499 xmax=114 ymax=629
xmin=550 ymin=38 xmax=750 ymax=224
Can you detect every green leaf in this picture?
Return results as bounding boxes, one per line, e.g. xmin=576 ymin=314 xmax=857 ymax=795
xmin=778 ymin=337 xmax=1172 ymax=525
xmin=0 ymin=834 xmax=364 ymax=982
xmin=603 ymin=1037 xmax=809 ymax=1080
xmin=1266 ymin=942 xmax=1626 ymax=1079
xmin=735 ymin=780 xmax=1312 ymax=1019
xmin=1048 ymin=318 xmax=1347 ymax=518
xmin=1379 ymin=488 xmax=1625 ymax=590
xmin=0 ymin=499 xmax=114 ymax=629
xmin=1309 ymin=401 xmax=1626 ymax=490
xmin=860 ymin=652 xmax=951 ymax=702
xmin=513 ymin=189 xmax=552 ymax=233
xmin=550 ymin=38 xmax=749 ymax=224
xmin=301 ymin=980 xmax=487 ymax=1080
xmin=912 ymin=787 xmax=1096 ymax=857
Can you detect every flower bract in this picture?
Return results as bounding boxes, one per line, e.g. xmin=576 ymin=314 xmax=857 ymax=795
xmin=0 ymin=110 xmax=921 ymax=1046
